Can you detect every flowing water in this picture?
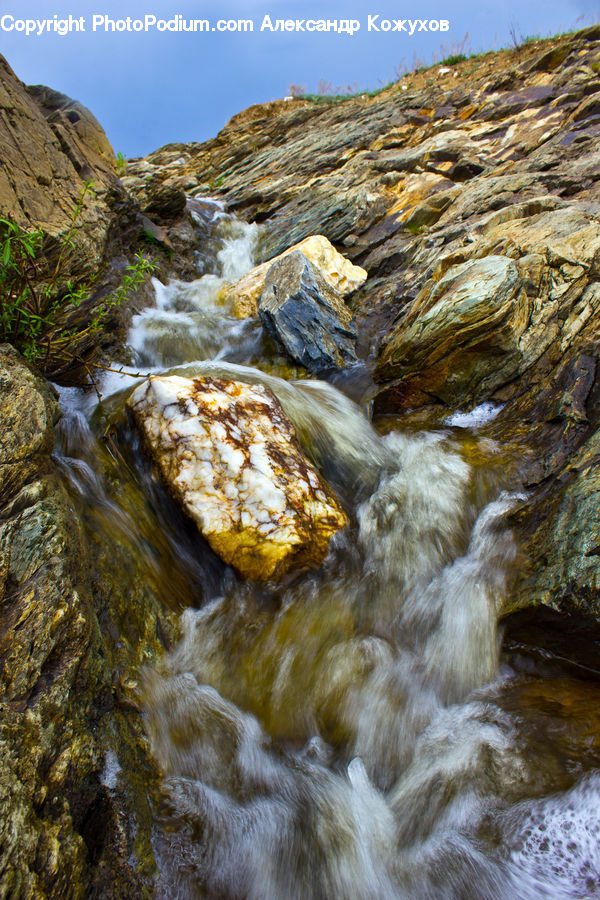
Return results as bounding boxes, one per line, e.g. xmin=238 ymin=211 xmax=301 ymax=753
xmin=55 ymin=201 xmax=600 ymax=898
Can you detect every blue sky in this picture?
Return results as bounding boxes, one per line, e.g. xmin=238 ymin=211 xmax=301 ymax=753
xmin=1 ymin=1 xmax=597 ymax=157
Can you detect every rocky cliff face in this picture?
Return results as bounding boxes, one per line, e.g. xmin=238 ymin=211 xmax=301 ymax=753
xmin=0 ymin=56 xmax=119 ymax=279
xmin=0 ymin=345 xmax=183 ymax=895
xmin=0 ymin=55 xmax=202 ymax=363
xmin=125 ymin=25 xmax=600 ymax=617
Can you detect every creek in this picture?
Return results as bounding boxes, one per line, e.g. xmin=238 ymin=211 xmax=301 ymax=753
xmin=54 ymin=202 xmax=600 ymax=899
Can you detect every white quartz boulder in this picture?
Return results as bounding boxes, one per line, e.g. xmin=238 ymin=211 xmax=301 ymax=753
xmin=128 ymin=375 xmax=347 ymax=581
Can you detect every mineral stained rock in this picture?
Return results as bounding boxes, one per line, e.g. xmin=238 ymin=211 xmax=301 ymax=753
xmin=258 ymin=251 xmax=358 ymax=374
xmin=222 ymin=234 xmax=367 ymax=318
xmin=128 ymin=375 xmax=347 ymax=580
xmin=0 ymin=344 xmax=178 ymax=898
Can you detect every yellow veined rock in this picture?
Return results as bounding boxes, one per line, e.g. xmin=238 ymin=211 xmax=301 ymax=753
xmin=128 ymin=375 xmax=347 ymax=581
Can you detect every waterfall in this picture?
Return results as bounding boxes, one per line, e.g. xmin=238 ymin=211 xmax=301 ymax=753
xmin=53 ymin=201 xmax=600 ymax=899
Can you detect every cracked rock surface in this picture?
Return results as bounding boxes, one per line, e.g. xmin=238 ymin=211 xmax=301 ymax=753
xmin=128 ymin=375 xmax=347 ymax=581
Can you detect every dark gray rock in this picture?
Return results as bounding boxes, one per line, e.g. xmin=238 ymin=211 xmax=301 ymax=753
xmin=142 ymin=184 xmax=187 ymax=223
xmin=258 ymin=251 xmax=358 ymax=375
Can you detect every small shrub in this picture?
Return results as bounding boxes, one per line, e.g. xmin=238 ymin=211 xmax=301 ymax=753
xmin=0 ymin=185 xmax=156 ymax=376
xmin=116 ymin=151 xmax=127 ymax=174
xmin=440 ymin=53 xmax=467 ymax=66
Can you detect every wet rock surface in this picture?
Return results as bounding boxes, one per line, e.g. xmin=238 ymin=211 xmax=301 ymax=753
xmin=1 ymin=23 xmax=600 ymax=897
xmin=122 ymin=26 xmax=600 ymax=617
xmin=222 ymin=233 xmax=367 ymax=317
xmin=0 ymin=345 xmax=179 ymax=897
xmin=128 ymin=375 xmax=347 ymax=580
xmin=258 ymin=251 xmax=358 ymax=374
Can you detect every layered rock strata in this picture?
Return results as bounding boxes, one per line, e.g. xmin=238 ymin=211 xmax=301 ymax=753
xmin=123 ymin=26 xmax=600 ymax=617
xmin=222 ymin=234 xmax=367 ymax=317
xmin=258 ymin=251 xmax=358 ymax=374
xmin=0 ymin=345 xmax=178 ymax=896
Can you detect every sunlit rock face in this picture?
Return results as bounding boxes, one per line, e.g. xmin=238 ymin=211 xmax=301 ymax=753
xmin=128 ymin=375 xmax=347 ymax=580
xmin=221 ymin=234 xmax=367 ymax=318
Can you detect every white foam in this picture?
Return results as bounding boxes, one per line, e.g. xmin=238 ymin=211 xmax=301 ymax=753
xmin=506 ymin=773 xmax=600 ymax=898
xmin=445 ymin=401 xmax=504 ymax=428
xmin=100 ymin=749 xmax=121 ymax=790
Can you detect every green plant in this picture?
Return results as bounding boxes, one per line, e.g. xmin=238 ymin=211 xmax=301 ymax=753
xmin=0 ymin=186 xmax=156 ymax=376
xmin=116 ymin=151 xmax=127 ymax=174
xmin=440 ymin=53 xmax=467 ymax=66
xmin=90 ymin=252 xmax=156 ymax=333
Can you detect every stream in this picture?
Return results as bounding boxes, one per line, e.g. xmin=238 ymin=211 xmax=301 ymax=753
xmin=54 ymin=202 xmax=600 ymax=899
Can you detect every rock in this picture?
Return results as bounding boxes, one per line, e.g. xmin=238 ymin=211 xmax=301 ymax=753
xmin=0 ymin=55 xmax=177 ymax=367
xmin=127 ymin=375 xmax=347 ymax=581
xmin=26 ymin=84 xmax=117 ymax=175
xmin=516 ymin=424 xmax=600 ymax=617
xmin=141 ymin=184 xmax=187 ymax=223
xmin=120 ymin=27 xmax=600 ymax=616
xmin=221 ymin=234 xmax=367 ymax=318
xmin=375 ymin=256 xmax=529 ymax=408
xmin=0 ymin=345 xmax=179 ymax=896
xmin=258 ymin=251 xmax=358 ymax=374
xmin=0 ymin=344 xmax=58 ymax=497
xmin=0 ymin=56 xmax=118 ymax=282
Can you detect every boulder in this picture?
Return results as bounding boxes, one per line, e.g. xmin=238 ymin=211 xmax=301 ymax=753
xmin=376 ymin=255 xmax=529 ymax=408
xmin=127 ymin=375 xmax=347 ymax=581
xmin=0 ymin=56 xmax=118 ymax=282
xmin=141 ymin=184 xmax=187 ymax=223
xmin=509 ymin=420 xmax=600 ymax=618
xmin=221 ymin=234 xmax=367 ymax=318
xmin=258 ymin=251 xmax=359 ymax=374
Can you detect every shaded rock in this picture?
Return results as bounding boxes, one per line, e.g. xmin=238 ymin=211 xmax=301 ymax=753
xmin=0 ymin=345 xmax=178 ymax=896
xmin=447 ymin=159 xmax=485 ymax=181
xmin=375 ymin=256 xmax=528 ymax=408
xmin=141 ymin=183 xmax=187 ymax=223
xmin=127 ymin=375 xmax=347 ymax=581
xmin=258 ymin=251 xmax=358 ymax=374
xmin=223 ymin=234 xmax=367 ymax=318
xmin=510 ymin=421 xmax=600 ymax=618
xmin=0 ymin=345 xmax=58 ymax=498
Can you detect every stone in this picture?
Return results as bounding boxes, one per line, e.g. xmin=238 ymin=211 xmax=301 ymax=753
xmin=221 ymin=234 xmax=367 ymax=318
xmin=376 ymin=256 xmax=529 ymax=408
xmin=510 ymin=423 xmax=600 ymax=618
xmin=141 ymin=184 xmax=187 ymax=222
xmin=0 ymin=56 xmax=118 ymax=282
xmin=0 ymin=345 xmax=179 ymax=896
xmin=258 ymin=251 xmax=358 ymax=374
xmin=127 ymin=375 xmax=347 ymax=581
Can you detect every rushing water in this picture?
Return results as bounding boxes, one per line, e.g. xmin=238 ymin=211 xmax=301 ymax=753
xmin=54 ymin=201 xmax=600 ymax=898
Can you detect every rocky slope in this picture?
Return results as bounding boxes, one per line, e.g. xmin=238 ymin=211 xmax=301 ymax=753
xmin=0 ymin=55 xmax=205 ymax=368
xmin=0 ymin=23 xmax=599 ymax=897
xmin=124 ymin=25 xmax=600 ymax=617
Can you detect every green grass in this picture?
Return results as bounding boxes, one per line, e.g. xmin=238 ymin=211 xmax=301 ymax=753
xmin=440 ymin=53 xmax=468 ymax=66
